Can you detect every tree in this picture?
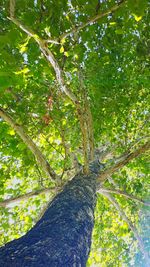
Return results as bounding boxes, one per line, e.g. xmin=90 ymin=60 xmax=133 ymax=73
xmin=0 ymin=0 xmax=149 ymax=266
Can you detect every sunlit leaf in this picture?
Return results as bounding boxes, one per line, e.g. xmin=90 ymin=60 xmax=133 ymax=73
xmin=60 ymin=46 xmax=64 ymax=53
xmin=133 ymin=14 xmax=142 ymax=21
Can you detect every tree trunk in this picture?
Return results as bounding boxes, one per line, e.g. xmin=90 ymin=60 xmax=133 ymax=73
xmin=0 ymin=171 xmax=97 ymax=267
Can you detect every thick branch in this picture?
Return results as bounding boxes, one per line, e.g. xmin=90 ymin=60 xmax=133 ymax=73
xmin=101 ymin=192 xmax=150 ymax=266
xmin=60 ymin=1 xmax=125 ymax=41
xmin=0 ymin=188 xmax=54 ymax=208
xmin=79 ymin=70 xmax=94 ymax=161
xmin=99 ymin=188 xmax=150 ymax=207
xmin=85 ymin=100 xmax=94 ymax=161
xmin=0 ymin=108 xmax=58 ymax=182
xmin=77 ymin=112 xmax=89 ymax=173
xmin=98 ymin=141 xmax=150 ymax=185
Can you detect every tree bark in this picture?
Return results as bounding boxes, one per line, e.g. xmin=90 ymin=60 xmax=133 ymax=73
xmin=0 ymin=171 xmax=97 ymax=267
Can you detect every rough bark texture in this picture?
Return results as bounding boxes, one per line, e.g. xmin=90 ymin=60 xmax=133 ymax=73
xmin=0 ymin=161 xmax=103 ymax=267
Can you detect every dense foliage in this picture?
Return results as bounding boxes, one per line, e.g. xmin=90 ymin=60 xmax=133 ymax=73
xmin=0 ymin=0 xmax=149 ymax=266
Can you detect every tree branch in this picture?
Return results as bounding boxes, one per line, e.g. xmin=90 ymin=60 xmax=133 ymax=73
xmin=9 ymin=1 xmax=90 ymax=172
xmin=0 ymin=188 xmax=55 ymax=208
xmin=86 ymin=102 xmax=94 ymax=161
xmin=78 ymin=70 xmax=94 ymax=161
xmin=9 ymin=0 xmax=15 ymax=17
xmin=45 ymin=38 xmax=60 ymax=45
xmin=60 ymin=0 xmax=125 ymax=41
xmin=101 ymin=191 xmax=150 ymax=266
xmin=8 ymin=5 xmax=78 ymax=103
xmin=0 ymin=108 xmax=58 ymax=182
xmin=77 ymin=112 xmax=89 ymax=173
xmin=98 ymin=188 xmax=150 ymax=207
xmin=97 ymin=141 xmax=150 ymax=185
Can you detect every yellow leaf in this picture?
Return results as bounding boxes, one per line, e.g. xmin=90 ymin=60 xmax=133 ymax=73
xmin=13 ymin=234 xmax=20 ymax=239
xmin=33 ymin=34 xmax=40 ymax=41
xmin=64 ymin=51 xmax=69 ymax=57
xmin=18 ymin=36 xmax=30 ymax=54
xmin=110 ymin=22 xmax=116 ymax=26
xmin=20 ymin=214 xmax=24 ymax=220
xmin=48 ymin=136 xmax=54 ymax=143
xmin=3 ymin=104 xmax=8 ymax=109
xmin=60 ymin=46 xmax=64 ymax=53
xmin=22 ymin=67 xmax=30 ymax=74
xmin=60 ymin=38 xmax=66 ymax=45
xmin=25 ymin=216 xmax=30 ymax=223
xmin=133 ymin=14 xmax=142 ymax=22
xmin=66 ymin=15 xmax=70 ymax=21
xmin=66 ymin=81 xmax=70 ymax=85
xmin=74 ymin=54 xmax=78 ymax=60
xmin=62 ymin=119 xmax=66 ymax=126
xmin=8 ymin=129 xmax=15 ymax=136
xmin=72 ymin=68 xmax=78 ymax=73
xmin=20 ymin=46 xmax=27 ymax=54
xmin=14 ymin=67 xmax=29 ymax=75
xmin=94 ymin=252 xmax=101 ymax=262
